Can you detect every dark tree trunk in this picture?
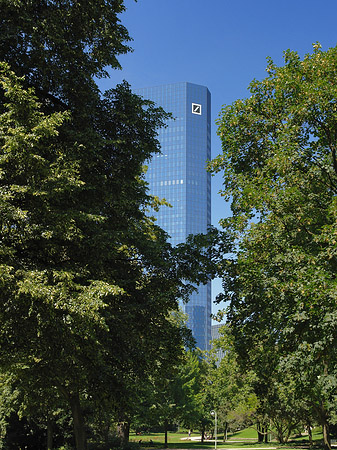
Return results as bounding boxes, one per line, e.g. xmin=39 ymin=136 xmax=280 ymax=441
xmin=117 ymin=421 xmax=130 ymax=446
xmin=164 ymin=419 xmax=168 ymax=448
xmin=69 ymin=392 xmax=87 ymax=450
xmin=321 ymin=362 xmax=331 ymax=450
xmin=47 ymin=418 xmax=53 ymax=450
xmin=323 ymin=420 xmax=331 ymax=450
xmin=223 ymin=422 xmax=228 ymax=442
xmin=103 ymin=422 xmax=110 ymax=445
xmin=264 ymin=425 xmax=269 ymax=443
xmin=201 ymin=424 xmax=205 ymax=443
xmin=257 ymin=423 xmax=264 ymax=443
xmin=307 ymin=422 xmax=313 ymax=448
xmin=317 ymin=398 xmax=331 ymax=450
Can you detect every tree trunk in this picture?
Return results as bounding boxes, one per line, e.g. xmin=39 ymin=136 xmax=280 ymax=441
xmin=103 ymin=422 xmax=110 ymax=445
xmin=47 ymin=418 xmax=53 ymax=450
xmin=201 ymin=424 xmax=205 ymax=443
xmin=307 ymin=422 xmax=313 ymax=448
xmin=257 ymin=423 xmax=264 ymax=443
xmin=264 ymin=426 xmax=268 ymax=443
xmin=323 ymin=420 xmax=331 ymax=450
xmin=317 ymin=399 xmax=331 ymax=450
xmin=117 ymin=421 xmax=130 ymax=446
xmin=164 ymin=419 xmax=168 ymax=448
xmin=223 ymin=422 xmax=228 ymax=442
xmin=321 ymin=362 xmax=331 ymax=450
xmin=275 ymin=424 xmax=284 ymax=444
xmin=69 ymin=392 xmax=87 ymax=450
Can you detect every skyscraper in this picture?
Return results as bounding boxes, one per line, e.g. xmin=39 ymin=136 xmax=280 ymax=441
xmin=136 ymin=82 xmax=211 ymax=350
xmin=211 ymin=324 xmax=226 ymax=366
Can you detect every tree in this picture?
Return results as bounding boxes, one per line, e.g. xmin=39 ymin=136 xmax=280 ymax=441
xmin=0 ymin=3 xmax=223 ymax=448
xmin=209 ymin=43 xmax=337 ymax=450
xmin=131 ymin=311 xmax=203 ymax=449
xmin=0 ymin=62 xmax=219 ymax=450
xmin=0 ymin=0 xmax=131 ymax=112
xmin=208 ymin=325 xmax=258 ymax=440
xmin=0 ymin=3 xmax=228 ymax=448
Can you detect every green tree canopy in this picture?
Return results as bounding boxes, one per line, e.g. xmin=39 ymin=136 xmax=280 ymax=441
xmin=209 ymin=43 xmax=337 ymax=450
xmin=0 ymin=2 xmax=226 ymax=449
xmin=0 ymin=0 xmax=131 ymax=111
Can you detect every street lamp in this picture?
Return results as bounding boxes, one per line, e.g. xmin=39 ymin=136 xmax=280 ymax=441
xmin=210 ymin=410 xmax=217 ymax=450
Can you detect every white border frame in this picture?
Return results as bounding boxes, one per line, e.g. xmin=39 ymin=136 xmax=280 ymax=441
xmin=192 ymin=103 xmax=202 ymax=115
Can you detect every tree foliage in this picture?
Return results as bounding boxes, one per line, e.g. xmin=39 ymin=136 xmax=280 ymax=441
xmin=208 ymin=326 xmax=258 ymax=438
xmin=0 ymin=2 xmax=224 ymax=449
xmin=209 ymin=43 xmax=337 ymax=449
xmin=0 ymin=0 xmax=131 ymax=111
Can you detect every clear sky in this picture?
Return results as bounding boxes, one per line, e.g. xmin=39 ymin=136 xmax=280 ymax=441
xmin=98 ymin=0 xmax=337 ymax=317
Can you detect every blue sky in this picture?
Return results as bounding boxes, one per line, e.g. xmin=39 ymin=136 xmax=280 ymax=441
xmin=98 ymin=0 xmax=337 ymax=316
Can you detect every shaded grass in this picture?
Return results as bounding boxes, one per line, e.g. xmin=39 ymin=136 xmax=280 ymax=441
xmin=130 ymin=428 xmax=325 ymax=450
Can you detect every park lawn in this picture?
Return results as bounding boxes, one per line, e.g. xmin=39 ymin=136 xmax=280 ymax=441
xmin=226 ymin=428 xmax=259 ymax=440
xmin=226 ymin=427 xmax=323 ymax=442
xmin=290 ymin=429 xmax=323 ymax=441
xmin=130 ymin=430 xmax=274 ymax=449
xmin=130 ymin=431 xmax=195 ymax=445
xmin=130 ymin=427 xmax=325 ymax=450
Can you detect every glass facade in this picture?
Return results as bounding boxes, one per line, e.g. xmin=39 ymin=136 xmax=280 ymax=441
xmin=135 ymin=82 xmax=211 ymax=350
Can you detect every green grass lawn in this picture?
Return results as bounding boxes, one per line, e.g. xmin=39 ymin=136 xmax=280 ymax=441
xmin=130 ymin=427 xmax=325 ymax=450
xmin=226 ymin=428 xmax=259 ymax=440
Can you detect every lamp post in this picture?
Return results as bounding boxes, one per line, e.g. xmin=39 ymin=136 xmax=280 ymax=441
xmin=211 ymin=410 xmax=217 ymax=450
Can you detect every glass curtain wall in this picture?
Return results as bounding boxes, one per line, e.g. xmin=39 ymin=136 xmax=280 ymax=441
xmin=135 ymin=82 xmax=211 ymax=350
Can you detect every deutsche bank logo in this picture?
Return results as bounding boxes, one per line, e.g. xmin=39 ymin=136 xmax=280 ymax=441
xmin=192 ymin=103 xmax=202 ymax=115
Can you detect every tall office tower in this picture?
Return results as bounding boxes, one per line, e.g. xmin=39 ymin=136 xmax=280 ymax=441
xmin=135 ymin=82 xmax=211 ymax=350
xmin=211 ymin=324 xmax=226 ymax=366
